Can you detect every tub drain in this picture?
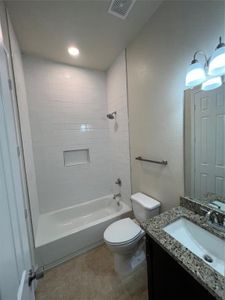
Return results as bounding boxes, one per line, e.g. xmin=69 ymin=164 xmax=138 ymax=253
xmin=203 ymin=254 xmax=213 ymax=263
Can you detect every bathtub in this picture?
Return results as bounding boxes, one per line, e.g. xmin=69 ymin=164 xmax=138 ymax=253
xmin=35 ymin=195 xmax=131 ymax=268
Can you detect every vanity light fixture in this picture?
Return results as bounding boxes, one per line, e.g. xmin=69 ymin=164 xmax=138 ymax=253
xmin=201 ymin=76 xmax=222 ymax=91
xmin=68 ymin=46 xmax=80 ymax=56
xmin=185 ymin=56 xmax=206 ymax=88
xmin=185 ymin=37 xmax=225 ymax=91
xmin=208 ymin=37 xmax=225 ymax=76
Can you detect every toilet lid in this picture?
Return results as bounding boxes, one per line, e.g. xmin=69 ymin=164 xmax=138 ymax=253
xmin=104 ymin=218 xmax=142 ymax=245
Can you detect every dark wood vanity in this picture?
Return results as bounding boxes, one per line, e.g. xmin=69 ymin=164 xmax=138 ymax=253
xmin=146 ymin=235 xmax=216 ymax=300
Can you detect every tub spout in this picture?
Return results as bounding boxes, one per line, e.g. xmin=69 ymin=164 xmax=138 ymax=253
xmin=113 ymin=193 xmax=121 ymax=199
xmin=113 ymin=193 xmax=121 ymax=206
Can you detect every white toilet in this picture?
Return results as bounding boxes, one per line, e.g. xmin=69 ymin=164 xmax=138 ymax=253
xmin=104 ymin=192 xmax=160 ymax=276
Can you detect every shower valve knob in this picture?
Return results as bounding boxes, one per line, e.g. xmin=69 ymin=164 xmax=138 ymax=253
xmin=115 ymin=178 xmax=122 ymax=186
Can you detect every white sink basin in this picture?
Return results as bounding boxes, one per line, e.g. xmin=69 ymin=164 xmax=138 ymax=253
xmin=163 ymin=217 xmax=225 ymax=275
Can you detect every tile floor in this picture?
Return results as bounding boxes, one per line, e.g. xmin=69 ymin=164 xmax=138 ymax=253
xmin=36 ymin=244 xmax=148 ymax=300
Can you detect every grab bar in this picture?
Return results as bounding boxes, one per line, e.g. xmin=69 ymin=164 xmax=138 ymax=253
xmin=135 ymin=156 xmax=168 ymax=165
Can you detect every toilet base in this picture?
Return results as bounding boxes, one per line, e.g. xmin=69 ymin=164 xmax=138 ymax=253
xmin=114 ymin=244 xmax=146 ymax=276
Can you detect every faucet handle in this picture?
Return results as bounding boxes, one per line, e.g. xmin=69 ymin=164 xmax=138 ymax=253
xmin=115 ymin=178 xmax=122 ymax=186
xmin=216 ymin=214 xmax=224 ymax=226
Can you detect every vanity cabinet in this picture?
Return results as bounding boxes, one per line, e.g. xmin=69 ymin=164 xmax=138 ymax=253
xmin=146 ymin=234 xmax=216 ymax=300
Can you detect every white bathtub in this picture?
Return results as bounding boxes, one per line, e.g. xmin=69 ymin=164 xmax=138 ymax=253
xmin=35 ymin=195 xmax=131 ymax=268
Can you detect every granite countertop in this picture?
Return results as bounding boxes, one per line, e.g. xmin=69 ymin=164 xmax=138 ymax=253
xmin=183 ymin=195 xmax=225 ymax=216
xmin=204 ymin=193 xmax=225 ymax=205
xmin=142 ymin=206 xmax=225 ymax=300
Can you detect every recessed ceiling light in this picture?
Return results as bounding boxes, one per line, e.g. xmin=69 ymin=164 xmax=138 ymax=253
xmin=68 ymin=47 xmax=80 ymax=56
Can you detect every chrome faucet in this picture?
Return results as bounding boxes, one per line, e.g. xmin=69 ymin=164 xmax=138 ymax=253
xmin=201 ymin=208 xmax=225 ymax=232
xmin=113 ymin=193 xmax=121 ymax=199
xmin=204 ymin=209 xmax=216 ymax=223
xmin=113 ymin=193 xmax=121 ymax=206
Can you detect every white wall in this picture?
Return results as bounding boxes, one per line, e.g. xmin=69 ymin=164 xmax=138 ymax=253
xmin=23 ymin=55 xmax=113 ymax=213
xmin=107 ymin=51 xmax=131 ymax=205
xmin=126 ymin=0 xmax=225 ymax=211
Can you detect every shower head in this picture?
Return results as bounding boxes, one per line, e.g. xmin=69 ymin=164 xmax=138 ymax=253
xmin=106 ymin=111 xmax=117 ymax=119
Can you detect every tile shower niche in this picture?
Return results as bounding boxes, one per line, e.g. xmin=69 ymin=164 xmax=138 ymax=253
xmin=63 ymin=149 xmax=90 ymax=167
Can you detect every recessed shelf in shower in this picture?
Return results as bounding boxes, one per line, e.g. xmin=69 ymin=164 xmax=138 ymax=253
xmin=63 ymin=149 xmax=90 ymax=167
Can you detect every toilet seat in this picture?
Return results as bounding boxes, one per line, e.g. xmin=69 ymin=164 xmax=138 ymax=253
xmin=105 ymin=231 xmax=144 ymax=247
xmin=104 ymin=218 xmax=143 ymax=246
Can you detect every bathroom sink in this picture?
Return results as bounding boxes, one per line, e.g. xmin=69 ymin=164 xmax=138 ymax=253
xmin=163 ymin=217 xmax=225 ymax=275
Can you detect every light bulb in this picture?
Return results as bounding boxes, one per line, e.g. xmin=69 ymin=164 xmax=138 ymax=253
xmin=201 ymin=76 xmax=222 ymax=91
xmin=185 ymin=61 xmax=206 ymax=88
xmin=208 ymin=37 xmax=225 ymax=76
xmin=68 ymin=47 xmax=80 ymax=56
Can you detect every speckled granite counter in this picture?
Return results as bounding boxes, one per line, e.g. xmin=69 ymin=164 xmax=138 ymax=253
xmin=181 ymin=196 xmax=225 ymax=218
xmin=142 ymin=206 xmax=225 ymax=300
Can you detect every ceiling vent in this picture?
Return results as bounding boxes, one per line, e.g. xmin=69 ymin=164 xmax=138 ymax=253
xmin=108 ymin=0 xmax=137 ymax=20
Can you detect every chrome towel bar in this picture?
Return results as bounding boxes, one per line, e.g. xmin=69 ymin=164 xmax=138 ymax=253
xmin=135 ymin=156 xmax=168 ymax=165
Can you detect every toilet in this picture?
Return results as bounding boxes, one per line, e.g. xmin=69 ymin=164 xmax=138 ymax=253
xmin=104 ymin=192 xmax=160 ymax=276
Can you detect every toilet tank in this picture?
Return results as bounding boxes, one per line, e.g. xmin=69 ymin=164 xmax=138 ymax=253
xmin=131 ymin=193 xmax=160 ymax=223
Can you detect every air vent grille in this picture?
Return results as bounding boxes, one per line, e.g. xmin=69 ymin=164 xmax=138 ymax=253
xmin=108 ymin=0 xmax=137 ymax=20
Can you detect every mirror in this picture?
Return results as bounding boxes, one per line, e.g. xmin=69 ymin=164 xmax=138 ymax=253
xmin=184 ymin=83 xmax=225 ymax=212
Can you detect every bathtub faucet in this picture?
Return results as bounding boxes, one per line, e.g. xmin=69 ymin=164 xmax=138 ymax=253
xmin=113 ymin=193 xmax=121 ymax=206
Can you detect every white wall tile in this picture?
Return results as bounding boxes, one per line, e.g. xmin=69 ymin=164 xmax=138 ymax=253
xmin=106 ymin=51 xmax=131 ymax=205
xmin=23 ymin=52 xmax=131 ymax=214
xmin=23 ymin=55 xmax=113 ymax=213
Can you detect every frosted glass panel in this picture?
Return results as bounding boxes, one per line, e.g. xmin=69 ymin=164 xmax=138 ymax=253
xmin=63 ymin=149 xmax=90 ymax=166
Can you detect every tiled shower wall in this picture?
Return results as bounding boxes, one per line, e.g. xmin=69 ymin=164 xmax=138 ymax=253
xmin=107 ymin=51 xmax=131 ymax=205
xmin=23 ymin=52 xmax=131 ymax=214
xmin=23 ymin=55 xmax=113 ymax=213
